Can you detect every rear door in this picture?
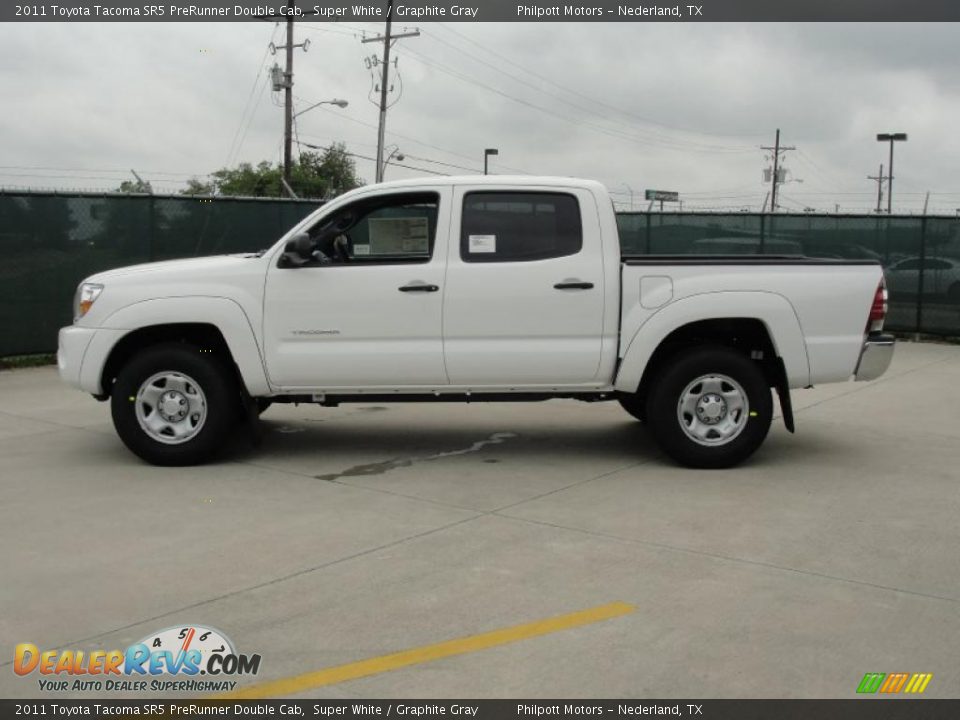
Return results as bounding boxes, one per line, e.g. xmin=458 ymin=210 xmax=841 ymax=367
xmin=441 ymin=187 xmax=605 ymax=387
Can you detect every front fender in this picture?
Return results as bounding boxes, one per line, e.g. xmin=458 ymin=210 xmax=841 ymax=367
xmin=613 ymin=291 xmax=811 ymax=393
xmin=80 ymin=296 xmax=271 ymax=396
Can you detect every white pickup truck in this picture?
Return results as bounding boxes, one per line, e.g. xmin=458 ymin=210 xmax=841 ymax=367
xmin=58 ymin=177 xmax=894 ymax=468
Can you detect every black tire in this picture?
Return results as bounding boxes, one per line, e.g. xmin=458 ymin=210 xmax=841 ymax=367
xmin=255 ymin=398 xmax=273 ymax=415
xmin=110 ymin=343 xmax=241 ymax=466
xmin=618 ymin=393 xmax=646 ymax=422
xmin=645 ymin=346 xmax=773 ymax=469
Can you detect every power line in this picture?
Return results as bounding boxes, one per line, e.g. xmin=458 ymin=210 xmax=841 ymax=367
xmin=301 ymin=142 xmax=450 ymax=176
xmin=401 ymin=46 xmax=753 ymax=156
xmin=420 ymin=28 xmax=752 ymax=154
xmin=225 ymin=25 xmax=280 ymax=167
xmin=433 ymin=23 xmax=768 ymax=143
xmin=293 ymin=100 xmax=534 ymax=173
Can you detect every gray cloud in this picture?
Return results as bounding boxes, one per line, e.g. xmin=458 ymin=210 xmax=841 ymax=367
xmin=1 ymin=21 xmax=958 ymax=212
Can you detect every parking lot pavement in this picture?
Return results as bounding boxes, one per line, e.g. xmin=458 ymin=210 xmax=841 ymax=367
xmin=1 ymin=340 xmax=958 ymax=699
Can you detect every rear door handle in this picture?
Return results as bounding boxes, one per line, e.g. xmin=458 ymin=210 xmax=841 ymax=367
xmin=554 ymin=281 xmax=594 ymax=290
xmin=398 ymin=283 xmax=439 ymax=293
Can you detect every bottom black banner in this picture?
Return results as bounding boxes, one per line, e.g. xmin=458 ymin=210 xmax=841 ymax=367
xmin=1 ymin=700 xmax=958 ymax=719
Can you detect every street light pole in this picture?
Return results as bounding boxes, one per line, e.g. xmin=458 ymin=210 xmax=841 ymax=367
xmin=381 ymin=145 xmax=404 ymax=180
xmin=877 ymin=133 xmax=907 ymax=214
xmin=484 ymin=148 xmax=498 ymax=175
xmin=292 ymin=98 xmax=349 ymax=120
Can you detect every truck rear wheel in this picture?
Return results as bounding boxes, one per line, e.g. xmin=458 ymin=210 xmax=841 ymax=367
xmin=645 ymin=347 xmax=772 ymax=468
xmin=110 ymin=343 xmax=241 ymax=466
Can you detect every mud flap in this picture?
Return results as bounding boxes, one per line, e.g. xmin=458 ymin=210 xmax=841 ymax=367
xmin=774 ymin=357 xmax=795 ymax=433
xmin=240 ymin=392 xmax=263 ymax=446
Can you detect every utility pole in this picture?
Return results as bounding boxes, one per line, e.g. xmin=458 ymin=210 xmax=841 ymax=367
xmin=271 ymin=1 xmax=310 ymax=197
xmin=283 ymin=1 xmax=294 ymax=194
xmin=363 ymin=0 xmax=419 ymax=183
xmin=761 ymin=129 xmax=795 ymax=212
xmin=867 ymin=163 xmax=887 ymax=214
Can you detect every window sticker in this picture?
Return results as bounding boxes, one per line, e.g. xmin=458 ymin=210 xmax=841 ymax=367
xmin=469 ymin=234 xmax=497 ymax=253
xmin=368 ymin=217 xmax=429 ymax=255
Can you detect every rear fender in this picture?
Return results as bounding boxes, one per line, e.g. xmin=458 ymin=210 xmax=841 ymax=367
xmin=614 ymin=291 xmax=811 ymax=393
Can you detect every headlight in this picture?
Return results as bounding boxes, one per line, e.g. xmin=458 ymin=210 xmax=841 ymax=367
xmin=73 ymin=283 xmax=104 ymax=322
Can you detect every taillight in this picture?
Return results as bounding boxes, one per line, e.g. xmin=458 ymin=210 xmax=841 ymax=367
xmin=867 ymin=280 xmax=887 ymax=333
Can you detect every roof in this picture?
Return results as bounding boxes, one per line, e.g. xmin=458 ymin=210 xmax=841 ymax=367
xmin=357 ymin=175 xmax=608 ymax=193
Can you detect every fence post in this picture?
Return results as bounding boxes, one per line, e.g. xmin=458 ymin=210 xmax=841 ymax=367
xmin=916 ymin=216 xmax=927 ymax=337
xmin=645 ymin=213 xmax=651 ymax=254
xmin=147 ymin=195 xmax=155 ymax=262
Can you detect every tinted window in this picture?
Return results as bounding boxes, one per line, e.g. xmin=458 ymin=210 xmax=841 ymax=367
xmin=461 ymin=192 xmax=582 ymax=262
xmin=307 ymin=192 xmax=438 ymax=265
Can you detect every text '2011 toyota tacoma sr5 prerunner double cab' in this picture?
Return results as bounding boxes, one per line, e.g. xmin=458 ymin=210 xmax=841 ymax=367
xmin=58 ymin=176 xmax=894 ymax=468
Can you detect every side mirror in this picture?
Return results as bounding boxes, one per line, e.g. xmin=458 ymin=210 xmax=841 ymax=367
xmin=279 ymin=232 xmax=314 ymax=267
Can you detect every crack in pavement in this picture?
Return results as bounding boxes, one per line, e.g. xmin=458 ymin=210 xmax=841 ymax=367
xmin=315 ymin=432 xmax=518 ymax=482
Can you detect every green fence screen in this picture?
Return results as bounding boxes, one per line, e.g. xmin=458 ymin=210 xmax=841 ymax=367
xmin=1 ymin=191 xmax=959 ymax=358
xmin=0 ymin=191 xmax=319 ymax=356
xmin=618 ymin=212 xmax=960 ymax=337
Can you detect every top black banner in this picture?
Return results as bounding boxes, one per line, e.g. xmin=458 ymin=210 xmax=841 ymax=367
xmin=5 ymin=0 xmax=960 ymax=22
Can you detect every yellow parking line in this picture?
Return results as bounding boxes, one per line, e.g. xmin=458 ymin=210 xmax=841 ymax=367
xmin=216 ymin=601 xmax=635 ymax=699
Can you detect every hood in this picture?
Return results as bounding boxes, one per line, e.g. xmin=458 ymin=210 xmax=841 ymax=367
xmin=86 ymin=254 xmax=260 ymax=284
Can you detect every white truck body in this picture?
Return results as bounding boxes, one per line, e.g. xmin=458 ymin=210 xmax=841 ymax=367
xmin=58 ymin=177 xmax=894 ymax=468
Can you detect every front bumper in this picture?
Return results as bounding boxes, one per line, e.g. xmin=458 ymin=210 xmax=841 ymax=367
xmin=854 ymin=333 xmax=895 ymax=382
xmin=57 ymin=325 xmax=97 ymax=391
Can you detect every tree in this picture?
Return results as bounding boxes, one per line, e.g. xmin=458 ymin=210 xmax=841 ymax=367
xmin=117 ymin=178 xmax=152 ymax=194
xmin=181 ymin=143 xmax=363 ymax=199
xmin=181 ymin=177 xmax=216 ymax=196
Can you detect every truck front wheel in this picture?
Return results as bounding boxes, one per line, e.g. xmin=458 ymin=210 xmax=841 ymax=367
xmin=110 ymin=343 xmax=241 ymax=466
xmin=645 ymin=347 xmax=772 ymax=468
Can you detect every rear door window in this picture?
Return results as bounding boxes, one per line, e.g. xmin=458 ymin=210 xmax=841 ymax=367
xmin=461 ymin=192 xmax=582 ymax=262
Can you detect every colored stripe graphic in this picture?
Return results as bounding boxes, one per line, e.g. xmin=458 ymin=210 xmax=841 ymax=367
xmin=880 ymin=672 xmax=909 ymax=693
xmin=857 ymin=671 xmax=932 ymax=694
xmin=857 ymin=673 xmax=885 ymax=694
xmin=904 ymin=673 xmax=933 ymax=694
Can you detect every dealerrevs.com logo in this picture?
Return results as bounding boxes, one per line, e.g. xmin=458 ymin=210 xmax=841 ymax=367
xmin=14 ymin=625 xmax=261 ymax=693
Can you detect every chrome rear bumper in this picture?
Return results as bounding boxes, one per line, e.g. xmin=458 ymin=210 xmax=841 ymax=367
xmin=854 ymin=334 xmax=895 ymax=382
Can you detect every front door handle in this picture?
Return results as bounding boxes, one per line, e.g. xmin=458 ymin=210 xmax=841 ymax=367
xmin=554 ymin=281 xmax=594 ymax=290
xmin=399 ymin=283 xmax=439 ymax=293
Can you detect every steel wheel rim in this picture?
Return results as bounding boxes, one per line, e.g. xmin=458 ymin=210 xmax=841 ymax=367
xmin=677 ymin=374 xmax=749 ymax=447
xmin=135 ymin=371 xmax=207 ymax=445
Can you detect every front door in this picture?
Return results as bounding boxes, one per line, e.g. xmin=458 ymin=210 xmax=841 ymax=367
xmin=263 ymin=189 xmax=450 ymax=390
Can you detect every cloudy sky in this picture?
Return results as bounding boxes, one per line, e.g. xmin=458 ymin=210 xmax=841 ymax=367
xmin=2 ymin=21 xmax=959 ymax=212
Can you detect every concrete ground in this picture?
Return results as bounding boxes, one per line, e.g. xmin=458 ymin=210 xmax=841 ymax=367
xmin=0 ymin=341 xmax=958 ymax=699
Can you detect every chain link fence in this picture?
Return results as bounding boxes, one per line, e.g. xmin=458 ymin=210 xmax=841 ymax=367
xmin=618 ymin=212 xmax=960 ymax=337
xmin=0 ymin=191 xmax=320 ymax=356
xmin=2 ymin=191 xmax=959 ymax=357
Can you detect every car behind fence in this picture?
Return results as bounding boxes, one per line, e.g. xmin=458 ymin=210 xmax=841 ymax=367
xmin=2 ymin=190 xmax=959 ymax=356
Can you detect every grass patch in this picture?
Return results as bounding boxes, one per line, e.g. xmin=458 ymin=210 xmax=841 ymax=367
xmin=0 ymin=353 xmax=56 ymax=370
